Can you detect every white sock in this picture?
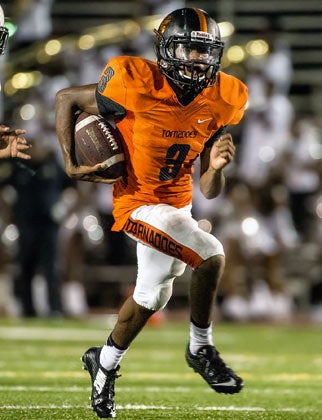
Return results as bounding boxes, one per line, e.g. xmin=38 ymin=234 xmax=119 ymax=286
xmin=189 ymin=321 xmax=214 ymax=355
xmin=99 ymin=343 xmax=128 ymax=371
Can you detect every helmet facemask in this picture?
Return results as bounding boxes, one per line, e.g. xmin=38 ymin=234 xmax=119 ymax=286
xmin=0 ymin=5 xmax=8 ymax=55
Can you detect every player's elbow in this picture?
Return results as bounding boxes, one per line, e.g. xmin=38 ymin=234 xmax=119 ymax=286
xmin=201 ymin=188 xmax=221 ymax=200
xmin=199 ymin=178 xmax=223 ymax=199
xmin=200 ymin=179 xmax=224 ymax=199
xmin=55 ymin=87 xmax=74 ymax=108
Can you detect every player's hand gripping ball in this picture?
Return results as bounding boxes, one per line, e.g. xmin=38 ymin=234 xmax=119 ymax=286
xmin=74 ymin=112 xmax=125 ymax=179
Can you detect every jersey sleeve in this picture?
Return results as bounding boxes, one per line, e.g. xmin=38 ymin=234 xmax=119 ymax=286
xmin=96 ymin=56 xmax=156 ymax=115
xmin=96 ymin=57 xmax=127 ymax=108
xmin=217 ymin=72 xmax=248 ymax=125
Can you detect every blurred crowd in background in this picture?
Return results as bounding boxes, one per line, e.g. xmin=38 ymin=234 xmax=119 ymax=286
xmin=0 ymin=0 xmax=321 ymax=324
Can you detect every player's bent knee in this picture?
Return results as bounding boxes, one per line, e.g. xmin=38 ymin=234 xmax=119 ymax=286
xmin=133 ymin=280 xmax=173 ymax=311
xmin=169 ymin=259 xmax=186 ymax=277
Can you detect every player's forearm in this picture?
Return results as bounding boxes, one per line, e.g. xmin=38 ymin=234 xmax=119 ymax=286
xmin=55 ymin=89 xmax=76 ymax=166
xmin=55 ymin=84 xmax=98 ymax=168
xmin=199 ymin=167 xmax=225 ymax=199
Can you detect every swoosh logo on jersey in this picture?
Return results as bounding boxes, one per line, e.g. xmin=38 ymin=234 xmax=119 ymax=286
xmin=197 ymin=118 xmax=212 ymax=124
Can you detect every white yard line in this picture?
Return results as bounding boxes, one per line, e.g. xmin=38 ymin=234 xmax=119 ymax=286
xmin=0 ymin=404 xmax=314 ymax=413
xmin=0 ymin=385 xmax=319 ymax=394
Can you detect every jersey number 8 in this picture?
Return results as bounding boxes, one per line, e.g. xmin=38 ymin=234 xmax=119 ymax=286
xmin=159 ymin=144 xmax=191 ymax=181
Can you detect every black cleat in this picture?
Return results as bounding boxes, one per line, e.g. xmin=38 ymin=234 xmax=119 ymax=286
xmin=82 ymin=346 xmax=120 ymax=418
xmin=185 ymin=343 xmax=243 ymax=394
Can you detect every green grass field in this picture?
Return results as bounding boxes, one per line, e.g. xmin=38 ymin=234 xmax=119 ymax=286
xmin=0 ymin=315 xmax=321 ymax=420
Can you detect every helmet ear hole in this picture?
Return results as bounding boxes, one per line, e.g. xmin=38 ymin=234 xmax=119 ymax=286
xmin=160 ymin=59 xmax=170 ymax=70
xmin=206 ymin=66 xmax=214 ymax=80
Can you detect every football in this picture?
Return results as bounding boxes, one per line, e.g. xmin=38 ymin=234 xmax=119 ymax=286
xmin=74 ymin=111 xmax=125 ymax=179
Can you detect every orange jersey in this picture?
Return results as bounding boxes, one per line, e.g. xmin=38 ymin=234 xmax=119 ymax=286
xmin=96 ymin=56 xmax=248 ymax=231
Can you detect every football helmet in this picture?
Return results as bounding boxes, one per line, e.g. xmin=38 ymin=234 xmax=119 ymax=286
xmin=0 ymin=5 xmax=8 ymax=55
xmin=154 ymin=8 xmax=224 ymax=93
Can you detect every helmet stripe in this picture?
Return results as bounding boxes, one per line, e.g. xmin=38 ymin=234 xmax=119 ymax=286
xmin=194 ymin=8 xmax=208 ymax=32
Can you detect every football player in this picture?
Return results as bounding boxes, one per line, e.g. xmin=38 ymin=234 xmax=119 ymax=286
xmin=55 ymin=8 xmax=248 ymax=418
xmin=0 ymin=5 xmax=31 ymax=160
